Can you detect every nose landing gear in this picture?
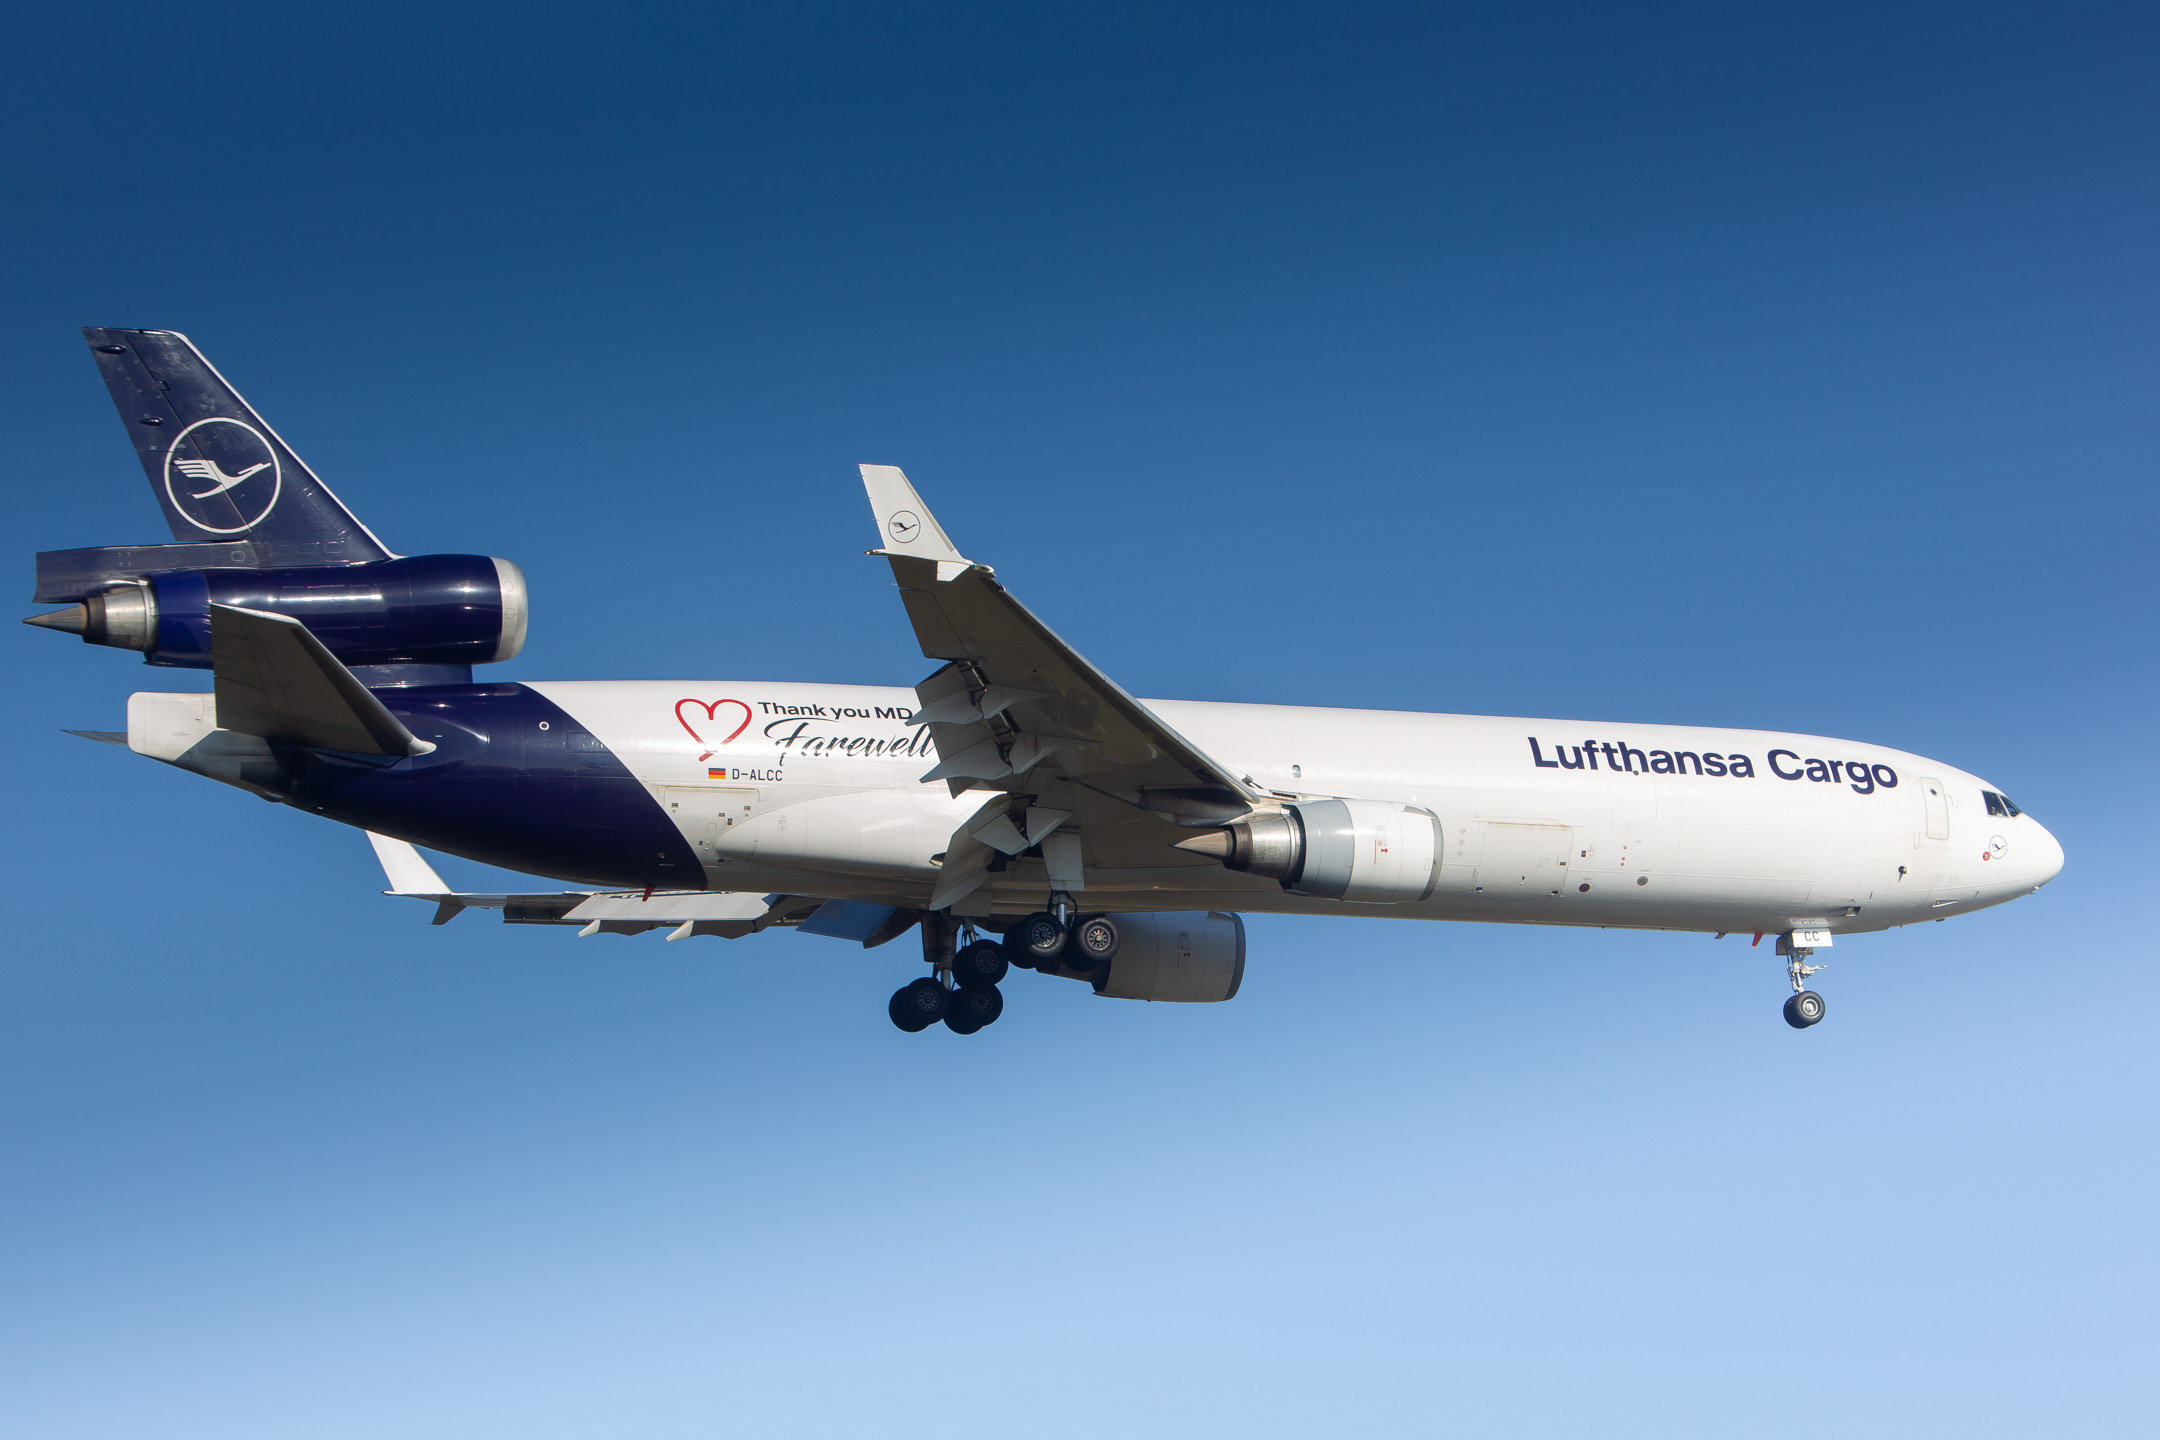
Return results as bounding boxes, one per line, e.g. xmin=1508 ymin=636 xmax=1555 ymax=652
xmin=1782 ymin=988 xmax=1826 ymax=1028
xmin=1778 ymin=936 xmax=1826 ymax=1029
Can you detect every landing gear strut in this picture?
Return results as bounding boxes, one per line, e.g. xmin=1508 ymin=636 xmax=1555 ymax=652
xmin=1777 ymin=935 xmax=1826 ymax=1029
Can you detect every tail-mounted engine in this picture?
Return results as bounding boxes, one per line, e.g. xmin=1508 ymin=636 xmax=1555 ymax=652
xmin=25 ymin=551 xmax=527 ymax=678
xmin=29 ymin=329 xmax=529 ymax=687
xmin=1176 ymin=798 xmax=1440 ymax=904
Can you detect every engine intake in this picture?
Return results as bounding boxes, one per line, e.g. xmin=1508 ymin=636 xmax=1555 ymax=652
xmin=1177 ymin=798 xmax=1440 ymax=904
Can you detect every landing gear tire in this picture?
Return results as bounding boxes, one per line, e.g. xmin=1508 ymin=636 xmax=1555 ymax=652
xmin=1073 ymin=915 xmax=1121 ymax=964
xmin=944 ymin=985 xmax=1004 ymax=1034
xmin=889 ymin=977 xmax=948 ymax=1033
xmin=953 ymin=938 xmax=1010 ymax=989
xmin=1783 ymin=990 xmax=1826 ymax=1029
xmin=1019 ymin=911 xmax=1067 ymax=964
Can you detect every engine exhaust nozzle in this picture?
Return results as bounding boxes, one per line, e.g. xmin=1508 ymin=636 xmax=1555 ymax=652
xmin=23 ymin=605 xmax=87 ymax=635
xmin=21 ymin=581 xmax=157 ymax=652
xmin=1172 ymin=810 xmax=1306 ymax=882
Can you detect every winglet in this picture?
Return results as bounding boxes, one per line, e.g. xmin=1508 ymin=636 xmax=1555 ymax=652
xmin=859 ymin=464 xmax=982 ymax=582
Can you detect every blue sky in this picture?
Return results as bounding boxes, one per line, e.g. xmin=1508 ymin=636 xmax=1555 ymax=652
xmin=3 ymin=3 xmax=2155 ymax=1435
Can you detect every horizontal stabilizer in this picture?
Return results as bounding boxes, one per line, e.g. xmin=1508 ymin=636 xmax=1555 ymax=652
xmin=64 ymin=729 xmax=128 ymax=747
xmin=36 ymin=542 xmax=262 ymax=604
xmin=212 ymin=603 xmax=433 ymax=756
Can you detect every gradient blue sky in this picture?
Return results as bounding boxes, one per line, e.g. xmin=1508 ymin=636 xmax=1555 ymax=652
xmin=4 ymin=4 xmax=2155 ymax=1436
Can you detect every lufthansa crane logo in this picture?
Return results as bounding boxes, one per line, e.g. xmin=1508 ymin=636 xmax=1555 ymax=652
xmin=163 ymin=417 xmax=281 ymax=535
xmin=886 ymin=510 xmax=922 ymax=543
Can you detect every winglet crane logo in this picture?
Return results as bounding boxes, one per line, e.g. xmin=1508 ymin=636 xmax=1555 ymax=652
xmin=163 ymin=417 xmax=281 ymax=535
xmin=886 ymin=510 xmax=922 ymax=543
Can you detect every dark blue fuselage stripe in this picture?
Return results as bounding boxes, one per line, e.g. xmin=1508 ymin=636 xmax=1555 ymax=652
xmin=288 ymin=682 xmax=702 ymax=888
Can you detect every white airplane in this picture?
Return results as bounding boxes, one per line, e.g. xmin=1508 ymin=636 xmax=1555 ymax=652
xmin=32 ymin=329 xmax=2064 ymax=1034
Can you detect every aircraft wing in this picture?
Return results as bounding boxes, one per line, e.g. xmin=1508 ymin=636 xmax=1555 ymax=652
xmin=364 ymin=833 xmax=913 ymax=943
xmin=859 ymin=465 xmax=1265 ymax=910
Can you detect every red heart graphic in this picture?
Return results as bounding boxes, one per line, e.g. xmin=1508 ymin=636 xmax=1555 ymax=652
xmin=675 ymin=698 xmax=752 ymax=761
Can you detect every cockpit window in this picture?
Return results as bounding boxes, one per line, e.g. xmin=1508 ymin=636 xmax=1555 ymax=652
xmin=1983 ymin=790 xmax=2024 ymax=818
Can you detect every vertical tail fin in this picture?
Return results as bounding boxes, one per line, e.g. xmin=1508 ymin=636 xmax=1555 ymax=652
xmin=82 ymin=327 xmax=393 ymax=566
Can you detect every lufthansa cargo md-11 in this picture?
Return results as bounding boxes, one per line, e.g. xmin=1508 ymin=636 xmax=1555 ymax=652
xmin=24 ymin=329 xmax=2063 ymax=1034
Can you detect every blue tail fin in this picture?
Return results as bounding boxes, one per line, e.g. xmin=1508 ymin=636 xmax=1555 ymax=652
xmin=83 ymin=327 xmax=392 ymax=566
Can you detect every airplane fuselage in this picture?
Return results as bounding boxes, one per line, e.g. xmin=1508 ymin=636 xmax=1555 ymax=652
xmin=132 ymin=678 xmax=2064 ymax=940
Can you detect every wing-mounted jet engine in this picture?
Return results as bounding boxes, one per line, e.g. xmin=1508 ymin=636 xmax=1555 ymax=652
xmin=1172 ymin=799 xmax=1441 ymax=903
xmin=22 ymin=329 xmax=526 ymax=687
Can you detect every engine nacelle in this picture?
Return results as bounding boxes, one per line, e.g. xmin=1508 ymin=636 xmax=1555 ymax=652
xmin=1184 ymin=798 xmax=1439 ymax=903
xmin=26 ymin=553 xmax=528 ymax=674
xmin=1092 ymin=912 xmax=1246 ymax=1003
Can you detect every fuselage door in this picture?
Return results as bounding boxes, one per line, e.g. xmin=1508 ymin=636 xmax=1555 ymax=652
xmin=1919 ymin=776 xmax=1951 ymax=842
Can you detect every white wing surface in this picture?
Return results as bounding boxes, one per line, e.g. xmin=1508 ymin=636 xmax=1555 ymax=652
xmin=857 ymin=465 xmax=1263 ymax=911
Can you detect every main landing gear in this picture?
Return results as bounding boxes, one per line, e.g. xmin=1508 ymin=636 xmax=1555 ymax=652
xmin=888 ymin=915 xmax=1011 ymax=1036
xmin=1011 ymin=894 xmax=1121 ymax=973
xmin=887 ymin=897 xmax=1128 ymax=1034
xmin=1777 ymin=934 xmax=1826 ymax=1030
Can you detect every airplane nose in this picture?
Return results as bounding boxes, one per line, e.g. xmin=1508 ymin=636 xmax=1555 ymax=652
xmin=2027 ymin=819 xmax=2065 ymax=887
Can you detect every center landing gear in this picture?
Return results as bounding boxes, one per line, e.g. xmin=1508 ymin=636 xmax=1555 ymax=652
xmin=1778 ymin=936 xmax=1826 ymax=1029
xmin=1017 ymin=911 xmax=1067 ymax=966
xmin=888 ymin=915 xmax=1009 ymax=1035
